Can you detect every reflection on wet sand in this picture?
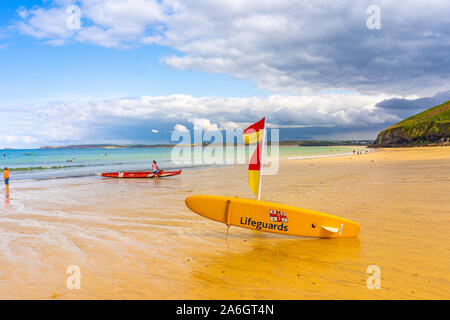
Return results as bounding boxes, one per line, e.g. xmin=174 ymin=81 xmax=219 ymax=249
xmin=189 ymin=237 xmax=361 ymax=299
xmin=3 ymin=196 xmax=9 ymax=208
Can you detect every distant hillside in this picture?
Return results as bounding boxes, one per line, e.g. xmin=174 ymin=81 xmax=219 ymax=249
xmin=290 ymin=140 xmax=372 ymax=146
xmin=371 ymin=100 xmax=450 ymax=147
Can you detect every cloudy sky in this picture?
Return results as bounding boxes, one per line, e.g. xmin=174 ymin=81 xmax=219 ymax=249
xmin=0 ymin=0 xmax=449 ymax=148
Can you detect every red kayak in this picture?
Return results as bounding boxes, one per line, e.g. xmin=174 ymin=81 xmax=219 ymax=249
xmin=101 ymin=169 xmax=182 ymax=178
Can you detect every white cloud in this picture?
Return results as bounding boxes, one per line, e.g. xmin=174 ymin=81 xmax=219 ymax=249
xmin=173 ymin=123 xmax=188 ymax=132
xmin=81 ymin=92 xmax=399 ymax=127
xmin=0 ymin=135 xmax=38 ymax=144
xmin=1 ymin=91 xmax=415 ymax=147
xmin=16 ymin=6 xmax=76 ymax=42
xmin=190 ymin=118 xmax=220 ymax=131
xmin=220 ymin=121 xmax=240 ymax=130
xmin=17 ymin=0 xmax=166 ymax=48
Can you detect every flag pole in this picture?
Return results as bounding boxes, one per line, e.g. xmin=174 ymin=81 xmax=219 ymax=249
xmin=257 ymin=116 xmax=266 ymax=201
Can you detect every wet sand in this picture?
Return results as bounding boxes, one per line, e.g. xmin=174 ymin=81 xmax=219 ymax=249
xmin=0 ymin=147 xmax=449 ymax=299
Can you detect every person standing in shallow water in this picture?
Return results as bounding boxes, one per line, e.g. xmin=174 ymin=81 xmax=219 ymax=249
xmin=3 ymin=167 xmax=9 ymax=198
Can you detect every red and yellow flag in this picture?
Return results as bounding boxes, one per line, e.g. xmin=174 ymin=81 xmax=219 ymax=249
xmin=243 ymin=117 xmax=265 ymax=197
xmin=248 ymin=141 xmax=262 ymax=197
xmin=242 ymin=117 xmax=265 ymax=144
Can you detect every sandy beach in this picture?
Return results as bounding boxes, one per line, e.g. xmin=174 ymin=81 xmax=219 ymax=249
xmin=0 ymin=147 xmax=449 ymax=299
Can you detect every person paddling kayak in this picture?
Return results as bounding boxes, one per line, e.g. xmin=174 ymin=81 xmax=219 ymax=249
xmin=152 ymin=160 xmax=161 ymax=178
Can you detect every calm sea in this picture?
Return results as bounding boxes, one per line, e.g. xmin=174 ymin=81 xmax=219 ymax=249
xmin=0 ymin=146 xmax=365 ymax=181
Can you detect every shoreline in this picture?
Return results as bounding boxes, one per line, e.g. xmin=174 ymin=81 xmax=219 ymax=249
xmin=286 ymin=148 xmax=376 ymax=160
xmin=3 ymin=146 xmax=366 ymax=183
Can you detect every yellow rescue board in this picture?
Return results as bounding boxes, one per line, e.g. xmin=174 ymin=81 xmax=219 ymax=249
xmin=185 ymin=195 xmax=360 ymax=238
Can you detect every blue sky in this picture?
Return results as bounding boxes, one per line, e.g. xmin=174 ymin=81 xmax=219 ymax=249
xmin=0 ymin=3 xmax=261 ymax=100
xmin=1 ymin=0 xmax=449 ymax=148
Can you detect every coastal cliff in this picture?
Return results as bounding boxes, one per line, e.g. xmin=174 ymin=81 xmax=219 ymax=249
xmin=371 ymin=100 xmax=450 ymax=147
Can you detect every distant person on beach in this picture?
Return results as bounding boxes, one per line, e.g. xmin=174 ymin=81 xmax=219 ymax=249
xmin=3 ymin=167 xmax=9 ymax=198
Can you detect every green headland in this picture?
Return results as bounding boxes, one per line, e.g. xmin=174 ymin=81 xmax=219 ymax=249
xmin=371 ymin=100 xmax=450 ymax=147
